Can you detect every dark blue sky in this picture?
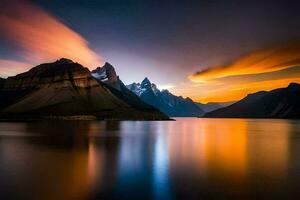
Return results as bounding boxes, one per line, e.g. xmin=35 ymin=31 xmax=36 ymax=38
xmin=2 ymin=0 xmax=300 ymax=87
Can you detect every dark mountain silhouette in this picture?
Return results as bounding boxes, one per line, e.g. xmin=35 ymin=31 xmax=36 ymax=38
xmin=204 ymin=83 xmax=300 ymax=118
xmin=0 ymin=59 xmax=169 ymax=120
xmin=0 ymin=77 xmax=4 ymax=89
xmin=126 ymin=78 xmax=205 ymax=117
xmin=196 ymin=101 xmax=235 ymax=113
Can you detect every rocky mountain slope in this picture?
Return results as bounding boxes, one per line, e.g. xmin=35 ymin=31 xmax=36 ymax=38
xmin=0 ymin=59 xmax=169 ymax=120
xmin=127 ymin=78 xmax=205 ymax=117
xmin=204 ymin=83 xmax=300 ymax=118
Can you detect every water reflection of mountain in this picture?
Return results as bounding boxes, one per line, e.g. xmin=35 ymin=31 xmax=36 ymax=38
xmin=0 ymin=121 xmax=122 ymax=200
xmin=1 ymin=119 xmax=300 ymax=199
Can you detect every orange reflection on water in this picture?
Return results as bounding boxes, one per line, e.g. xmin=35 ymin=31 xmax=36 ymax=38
xmin=246 ymin=120 xmax=289 ymax=177
xmin=88 ymin=139 xmax=104 ymax=187
xmin=0 ymin=141 xmax=91 ymax=200
xmin=167 ymin=118 xmax=290 ymax=186
xmin=167 ymin=119 xmax=248 ymax=180
xmin=167 ymin=119 xmax=207 ymax=173
xmin=199 ymin=119 xmax=248 ymax=180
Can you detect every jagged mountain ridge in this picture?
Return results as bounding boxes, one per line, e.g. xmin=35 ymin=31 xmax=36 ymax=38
xmin=91 ymin=62 xmax=162 ymax=112
xmin=204 ymin=83 xmax=300 ymax=118
xmin=126 ymin=78 xmax=205 ymax=117
xmin=127 ymin=78 xmax=233 ymax=114
xmin=0 ymin=59 xmax=169 ymax=120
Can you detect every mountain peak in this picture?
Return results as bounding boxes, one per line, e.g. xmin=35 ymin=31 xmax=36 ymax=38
xmin=103 ymin=62 xmax=114 ymax=68
xmin=126 ymin=78 xmax=205 ymax=117
xmin=91 ymin=62 xmax=118 ymax=84
xmin=142 ymin=77 xmax=151 ymax=83
xmin=161 ymin=89 xmax=170 ymax=94
xmin=185 ymin=97 xmax=193 ymax=102
xmin=55 ymin=58 xmax=74 ymax=64
xmin=288 ymin=82 xmax=300 ymax=89
xmin=204 ymin=82 xmax=300 ymax=118
xmin=141 ymin=77 xmax=151 ymax=88
xmin=15 ymin=59 xmax=87 ymax=80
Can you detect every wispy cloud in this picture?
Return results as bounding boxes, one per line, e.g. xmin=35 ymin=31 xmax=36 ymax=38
xmin=189 ymin=42 xmax=300 ymax=82
xmin=178 ymin=42 xmax=300 ymax=103
xmin=0 ymin=0 xmax=103 ymax=77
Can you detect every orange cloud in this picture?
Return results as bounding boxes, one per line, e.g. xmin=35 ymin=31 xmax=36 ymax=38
xmin=173 ymin=42 xmax=300 ymax=103
xmin=189 ymin=42 xmax=300 ymax=82
xmin=0 ymin=0 xmax=103 ymax=75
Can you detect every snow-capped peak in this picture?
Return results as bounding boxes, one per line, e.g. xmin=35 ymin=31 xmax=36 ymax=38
xmin=151 ymin=83 xmax=160 ymax=95
xmin=126 ymin=77 xmax=205 ymax=117
xmin=127 ymin=82 xmax=145 ymax=96
xmin=91 ymin=66 xmax=107 ymax=80
xmin=141 ymin=77 xmax=151 ymax=89
xmin=128 ymin=77 xmax=161 ymax=96
xmin=91 ymin=62 xmax=118 ymax=84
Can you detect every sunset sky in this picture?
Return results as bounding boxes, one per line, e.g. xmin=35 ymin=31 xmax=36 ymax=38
xmin=1 ymin=0 xmax=300 ymax=103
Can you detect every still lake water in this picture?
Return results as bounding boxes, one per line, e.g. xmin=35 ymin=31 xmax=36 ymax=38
xmin=0 ymin=118 xmax=300 ymax=200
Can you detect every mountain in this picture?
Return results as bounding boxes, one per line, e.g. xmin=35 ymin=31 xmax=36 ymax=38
xmin=0 ymin=77 xmax=4 ymax=89
xmin=196 ymin=101 xmax=236 ymax=112
xmin=91 ymin=62 xmax=169 ymax=115
xmin=0 ymin=59 xmax=169 ymax=120
xmin=204 ymin=83 xmax=300 ymax=118
xmin=91 ymin=62 xmax=121 ymax=89
xmin=126 ymin=78 xmax=205 ymax=117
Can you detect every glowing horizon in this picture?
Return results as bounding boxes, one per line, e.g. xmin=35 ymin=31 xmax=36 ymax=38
xmin=170 ymin=42 xmax=300 ymax=103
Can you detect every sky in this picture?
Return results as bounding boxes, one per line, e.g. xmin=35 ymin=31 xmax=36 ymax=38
xmin=0 ymin=0 xmax=300 ymax=102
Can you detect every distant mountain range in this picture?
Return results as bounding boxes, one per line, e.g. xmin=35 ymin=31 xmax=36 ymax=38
xmin=204 ymin=83 xmax=300 ymax=118
xmin=196 ymin=101 xmax=235 ymax=113
xmin=126 ymin=78 xmax=231 ymax=117
xmin=127 ymin=78 xmax=204 ymax=117
xmin=0 ymin=59 xmax=168 ymax=120
xmin=93 ymin=66 xmax=201 ymax=117
xmin=2 ymin=59 xmax=298 ymax=119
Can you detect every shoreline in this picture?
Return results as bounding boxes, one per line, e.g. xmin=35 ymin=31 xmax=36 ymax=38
xmin=0 ymin=115 xmax=174 ymax=122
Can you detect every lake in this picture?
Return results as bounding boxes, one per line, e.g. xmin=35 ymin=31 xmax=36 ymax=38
xmin=0 ymin=118 xmax=300 ymax=200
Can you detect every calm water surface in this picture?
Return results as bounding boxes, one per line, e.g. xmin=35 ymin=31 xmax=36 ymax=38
xmin=0 ymin=118 xmax=300 ymax=200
